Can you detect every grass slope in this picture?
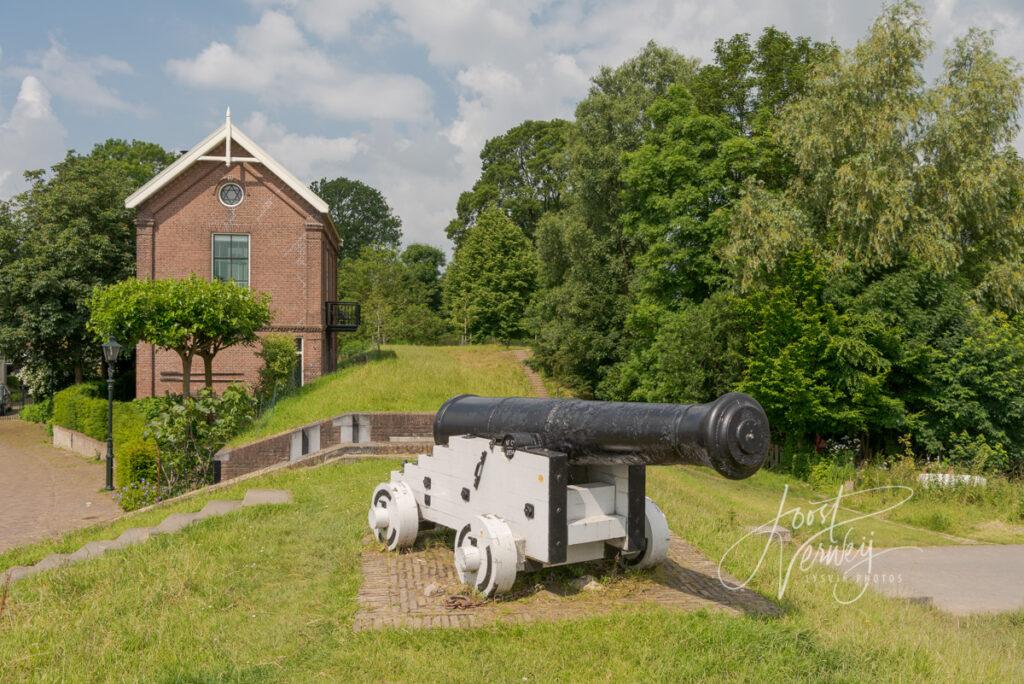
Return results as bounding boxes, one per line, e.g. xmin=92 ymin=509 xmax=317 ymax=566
xmin=231 ymin=345 xmax=534 ymax=446
xmin=1 ymin=461 xmax=1021 ymax=682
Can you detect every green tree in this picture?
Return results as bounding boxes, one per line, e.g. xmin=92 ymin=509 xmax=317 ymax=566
xmin=254 ymin=333 xmax=299 ymax=407
xmin=0 ymin=139 xmax=175 ymax=394
xmin=444 ymin=206 xmax=536 ymax=343
xmin=400 ymin=243 xmax=446 ymax=311
xmin=689 ymin=28 xmax=836 ymax=134
xmin=339 ymin=247 xmax=446 ymax=347
xmin=531 ymin=42 xmax=698 ymax=393
xmin=728 ymin=3 xmax=1024 ymax=309
xmin=446 ymin=119 xmax=572 ymax=247
xmin=310 ymin=177 xmax=402 ymax=255
xmin=89 ymin=276 xmax=271 ymax=397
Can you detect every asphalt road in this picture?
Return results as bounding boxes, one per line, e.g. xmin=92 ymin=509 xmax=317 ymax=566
xmin=822 ymin=543 xmax=1024 ymax=614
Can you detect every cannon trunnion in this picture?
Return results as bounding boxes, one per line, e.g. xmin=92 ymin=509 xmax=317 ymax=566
xmin=368 ymin=392 xmax=770 ymax=597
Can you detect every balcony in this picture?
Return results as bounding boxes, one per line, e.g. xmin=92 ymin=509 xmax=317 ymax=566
xmin=325 ymin=301 xmax=361 ymax=332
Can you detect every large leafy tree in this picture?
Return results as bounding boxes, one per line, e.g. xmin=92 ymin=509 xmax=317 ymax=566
xmin=89 ymin=276 xmax=271 ymax=397
xmin=690 ymin=28 xmax=836 ymax=134
xmin=531 ymin=42 xmax=698 ymax=393
xmin=444 ymin=206 xmax=536 ymax=343
xmin=720 ymin=1 xmax=1024 ymax=465
xmin=310 ymin=177 xmax=402 ymax=256
xmin=446 ymin=119 xmax=572 ymax=247
xmin=338 ymin=247 xmax=447 ymax=347
xmin=0 ymin=139 xmax=175 ymax=394
xmin=728 ymin=4 xmax=1024 ymax=308
xmin=400 ymin=243 xmax=446 ymax=311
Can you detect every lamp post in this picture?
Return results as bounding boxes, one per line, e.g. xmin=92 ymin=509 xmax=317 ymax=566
xmin=101 ymin=336 xmax=122 ymax=491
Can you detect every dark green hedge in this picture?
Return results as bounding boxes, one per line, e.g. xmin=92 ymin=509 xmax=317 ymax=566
xmin=51 ymin=384 xmax=159 ymax=508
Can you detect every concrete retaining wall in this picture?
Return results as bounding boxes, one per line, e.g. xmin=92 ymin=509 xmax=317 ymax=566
xmin=52 ymin=425 xmax=105 ymax=459
xmin=214 ymin=412 xmax=434 ymax=481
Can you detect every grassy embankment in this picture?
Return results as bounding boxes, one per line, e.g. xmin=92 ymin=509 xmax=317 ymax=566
xmin=3 ymin=344 xmax=1023 ymax=680
xmin=229 ymin=344 xmax=533 ymax=446
xmin=2 ymin=459 xmax=1023 ymax=680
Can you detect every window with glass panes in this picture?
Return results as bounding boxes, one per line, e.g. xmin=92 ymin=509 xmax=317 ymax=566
xmin=212 ymin=234 xmax=249 ymax=288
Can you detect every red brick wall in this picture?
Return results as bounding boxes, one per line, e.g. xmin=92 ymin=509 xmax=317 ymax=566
xmin=133 ymin=141 xmax=339 ymax=397
xmin=215 ymin=412 xmax=435 ymax=481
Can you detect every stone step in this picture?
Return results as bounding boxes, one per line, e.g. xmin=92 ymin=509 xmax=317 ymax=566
xmin=34 ymin=553 xmax=71 ymax=571
xmin=153 ymin=512 xmax=203 ymax=534
xmin=0 ymin=488 xmax=292 ymax=584
xmin=242 ymin=489 xmax=293 ymax=506
xmin=114 ymin=527 xmax=154 ymax=547
xmin=195 ymin=499 xmax=242 ymax=519
xmin=67 ymin=540 xmax=117 ymax=562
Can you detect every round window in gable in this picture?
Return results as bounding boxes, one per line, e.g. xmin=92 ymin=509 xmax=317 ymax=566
xmin=219 ymin=182 xmax=244 ymax=207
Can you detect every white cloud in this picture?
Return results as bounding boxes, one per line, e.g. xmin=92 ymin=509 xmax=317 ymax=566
xmin=157 ymin=0 xmax=1024 ymax=247
xmin=241 ymin=111 xmax=363 ymax=178
xmin=247 ymin=0 xmax=382 ymax=40
xmin=8 ymin=38 xmax=141 ymax=114
xmin=167 ymin=11 xmax=433 ymax=122
xmin=0 ymin=76 xmax=67 ymax=198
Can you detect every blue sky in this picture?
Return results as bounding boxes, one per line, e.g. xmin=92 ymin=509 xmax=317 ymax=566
xmin=2 ymin=0 xmax=1024 ymax=249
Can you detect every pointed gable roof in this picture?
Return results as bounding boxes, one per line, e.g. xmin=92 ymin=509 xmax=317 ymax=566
xmin=125 ymin=111 xmax=329 ymax=215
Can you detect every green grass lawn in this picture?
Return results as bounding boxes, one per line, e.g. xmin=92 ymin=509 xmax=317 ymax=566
xmin=2 ymin=460 xmax=1022 ymax=682
xmin=230 ymin=345 xmax=534 ymax=446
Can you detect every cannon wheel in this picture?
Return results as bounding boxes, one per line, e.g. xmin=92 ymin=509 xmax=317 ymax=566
xmin=620 ymin=497 xmax=670 ymax=570
xmin=453 ymin=514 xmax=518 ymax=597
xmin=368 ymin=481 xmax=419 ymax=551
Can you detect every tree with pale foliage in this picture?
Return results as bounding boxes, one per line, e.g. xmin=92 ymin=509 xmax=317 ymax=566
xmin=727 ymin=1 xmax=1024 ymax=310
xmin=89 ymin=276 xmax=271 ymax=397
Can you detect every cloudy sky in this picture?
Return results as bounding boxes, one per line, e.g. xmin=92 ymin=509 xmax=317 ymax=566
xmin=2 ymin=0 xmax=1023 ymax=249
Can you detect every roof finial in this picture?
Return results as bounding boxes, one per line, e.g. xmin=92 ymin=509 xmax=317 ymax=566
xmin=225 ymin=107 xmax=232 ymax=166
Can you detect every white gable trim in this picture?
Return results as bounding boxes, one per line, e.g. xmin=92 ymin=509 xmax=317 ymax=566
xmin=124 ymin=121 xmax=329 ymax=215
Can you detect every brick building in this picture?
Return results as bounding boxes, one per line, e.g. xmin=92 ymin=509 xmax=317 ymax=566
xmin=125 ymin=110 xmax=355 ymax=398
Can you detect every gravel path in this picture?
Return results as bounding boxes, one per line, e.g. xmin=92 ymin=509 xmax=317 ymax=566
xmin=0 ymin=420 xmax=119 ymax=553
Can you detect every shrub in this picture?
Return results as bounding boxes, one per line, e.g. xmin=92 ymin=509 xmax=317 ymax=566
xmin=76 ymin=397 xmax=110 ymax=441
xmin=255 ymin=333 xmax=297 ymax=408
xmin=144 ymin=385 xmax=255 ymax=496
xmin=19 ymin=397 xmax=53 ymax=423
xmin=115 ymin=440 xmax=159 ymax=489
xmin=51 ymin=384 xmax=100 ymax=433
xmin=115 ymin=478 xmax=159 ymax=512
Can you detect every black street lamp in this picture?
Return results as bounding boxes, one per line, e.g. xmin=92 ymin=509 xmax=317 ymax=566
xmin=101 ymin=336 xmax=122 ymax=491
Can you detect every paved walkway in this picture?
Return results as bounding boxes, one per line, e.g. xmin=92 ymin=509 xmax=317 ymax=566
xmin=355 ymin=534 xmax=779 ymax=630
xmin=0 ymin=420 xmax=119 ymax=553
xmin=822 ymin=544 xmax=1024 ymax=615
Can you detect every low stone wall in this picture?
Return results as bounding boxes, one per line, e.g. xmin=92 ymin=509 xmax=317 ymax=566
xmin=214 ymin=412 xmax=434 ymax=482
xmin=52 ymin=425 xmax=105 ymax=459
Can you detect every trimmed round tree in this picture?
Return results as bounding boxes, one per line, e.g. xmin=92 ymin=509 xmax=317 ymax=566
xmin=89 ymin=276 xmax=271 ymax=397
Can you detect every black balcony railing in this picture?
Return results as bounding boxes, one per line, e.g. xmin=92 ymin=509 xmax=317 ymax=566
xmin=326 ymin=301 xmax=361 ymax=332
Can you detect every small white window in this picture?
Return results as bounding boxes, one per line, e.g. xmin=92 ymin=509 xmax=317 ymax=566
xmin=293 ymin=337 xmax=304 ymax=387
xmin=219 ymin=182 xmax=244 ymax=207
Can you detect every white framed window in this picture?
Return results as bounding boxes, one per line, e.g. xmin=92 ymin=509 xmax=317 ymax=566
xmin=293 ymin=337 xmax=304 ymax=387
xmin=212 ymin=233 xmax=250 ymax=288
xmin=218 ymin=182 xmax=244 ymax=207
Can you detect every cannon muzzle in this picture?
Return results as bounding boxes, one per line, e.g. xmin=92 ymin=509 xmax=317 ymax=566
xmin=433 ymin=392 xmax=770 ymax=480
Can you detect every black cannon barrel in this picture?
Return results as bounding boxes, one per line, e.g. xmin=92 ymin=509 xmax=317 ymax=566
xmin=433 ymin=392 xmax=770 ymax=480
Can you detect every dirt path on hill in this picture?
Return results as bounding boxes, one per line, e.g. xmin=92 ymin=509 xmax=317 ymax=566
xmin=509 ymin=349 xmax=549 ymax=398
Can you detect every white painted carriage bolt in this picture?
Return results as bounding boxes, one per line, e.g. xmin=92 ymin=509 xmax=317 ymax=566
xmin=455 ymin=545 xmax=481 ymax=573
xmin=369 ymin=507 xmax=390 ymax=529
